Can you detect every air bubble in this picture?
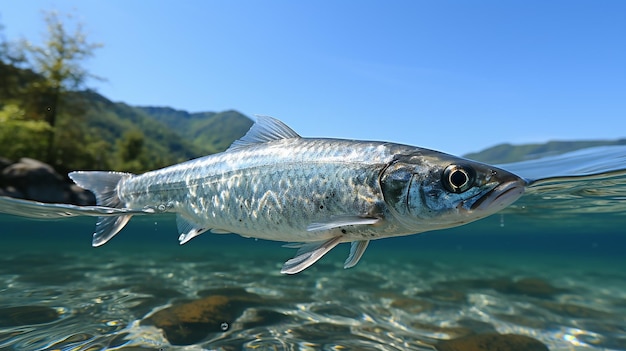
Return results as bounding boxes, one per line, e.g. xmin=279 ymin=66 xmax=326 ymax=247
xmin=220 ymin=322 xmax=229 ymax=331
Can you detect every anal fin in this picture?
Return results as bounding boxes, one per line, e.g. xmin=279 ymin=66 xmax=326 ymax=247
xmin=177 ymin=214 xmax=208 ymax=245
xmin=281 ymin=237 xmax=341 ymax=274
xmin=344 ymin=240 xmax=370 ymax=269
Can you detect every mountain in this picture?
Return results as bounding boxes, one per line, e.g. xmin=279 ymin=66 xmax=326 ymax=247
xmin=0 ymin=59 xmax=253 ymax=173
xmin=81 ymin=91 xmax=198 ymax=163
xmin=136 ymin=107 xmax=253 ymax=155
xmin=77 ymin=92 xmax=253 ymax=172
xmin=464 ymin=139 xmax=626 ymax=164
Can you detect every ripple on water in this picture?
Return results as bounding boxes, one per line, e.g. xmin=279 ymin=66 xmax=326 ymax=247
xmin=0 ymin=231 xmax=625 ymax=350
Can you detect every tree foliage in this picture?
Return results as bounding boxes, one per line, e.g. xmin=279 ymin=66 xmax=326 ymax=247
xmin=115 ymin=129 xmax=146 ymax=173
xmin=17 ymin=11 xmax=103 ymax=166
xmin=21 ymin=11 xmax=102 ymax=91
xmin=0 ymin=103 xmax=51 ymax=159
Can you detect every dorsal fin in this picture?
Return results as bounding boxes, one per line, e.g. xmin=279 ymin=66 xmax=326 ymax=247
xmin=227 ymin=115 xmax=301 ymax=151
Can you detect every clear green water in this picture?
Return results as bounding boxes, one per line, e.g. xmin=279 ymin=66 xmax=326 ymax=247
xmin=0 ymin=146 xmax=625 ymax=351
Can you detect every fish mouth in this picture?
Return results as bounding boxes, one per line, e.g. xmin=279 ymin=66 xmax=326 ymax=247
xmin=470 ymin=178 xmax=526 ymax=212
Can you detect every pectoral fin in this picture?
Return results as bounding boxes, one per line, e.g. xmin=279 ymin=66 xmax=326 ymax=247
xmin=307 ymin=216 xmax=380 ymax=232
xmin=281 ymin=237 xmax=342 ymax=274
xmin=176 ymin=215 xmax=208 ymax=245
xmin=344 ymin=240 xmax=370 ymax=269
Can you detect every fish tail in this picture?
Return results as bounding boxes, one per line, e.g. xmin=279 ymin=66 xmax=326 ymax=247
xmin=69 ymin=171 xmax=134 ymax=247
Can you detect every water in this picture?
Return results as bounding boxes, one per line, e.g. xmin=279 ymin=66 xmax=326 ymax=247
xmin=1 ymin=146 xmax=625 ymax=351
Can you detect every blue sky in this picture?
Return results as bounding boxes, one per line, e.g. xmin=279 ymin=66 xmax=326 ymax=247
xmin=2 ymin=1 xmax=625 ymax=155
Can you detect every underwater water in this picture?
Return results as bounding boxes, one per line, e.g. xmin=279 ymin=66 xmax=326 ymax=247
xmin=0 ymin=146 xmax=625 ymax=351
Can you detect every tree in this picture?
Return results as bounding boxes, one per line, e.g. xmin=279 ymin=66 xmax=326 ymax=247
xmin=20 ymin=11 xmax=102 ymax=166
xmin=115 ymin=129 xmax=146 ymax=173
xmin=0 ymin=103 xmax=51 ymax=160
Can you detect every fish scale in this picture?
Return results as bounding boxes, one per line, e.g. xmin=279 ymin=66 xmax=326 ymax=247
xmin=120 ymin=138 xmax=394 ymax=242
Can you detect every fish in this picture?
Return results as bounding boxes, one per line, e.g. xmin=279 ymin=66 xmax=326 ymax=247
xmin=0 ymin=116 xmax=526 ymax=274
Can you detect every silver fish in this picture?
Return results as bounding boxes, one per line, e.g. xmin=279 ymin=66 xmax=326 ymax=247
xmin=0 ymin=116 xmax=525 ymax=273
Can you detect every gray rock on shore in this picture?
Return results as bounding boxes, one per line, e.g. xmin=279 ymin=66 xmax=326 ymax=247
xmin=0 ymin=157 xmax=95 ymax=206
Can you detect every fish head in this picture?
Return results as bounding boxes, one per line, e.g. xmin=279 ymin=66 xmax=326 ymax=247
xmin=380 ymin=151 xmax=526 ymax=231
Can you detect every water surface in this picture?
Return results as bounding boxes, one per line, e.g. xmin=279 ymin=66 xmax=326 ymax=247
xmin=1 ymin=146 xmax=625 ymax=351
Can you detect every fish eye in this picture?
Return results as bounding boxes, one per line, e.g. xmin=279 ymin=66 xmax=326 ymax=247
xmin=442 ymin=164 xmax=476 ymax=193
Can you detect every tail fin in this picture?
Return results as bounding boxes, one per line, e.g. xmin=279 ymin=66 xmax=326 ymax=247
xmin=69 ymin=171 xmax=134 ymax=247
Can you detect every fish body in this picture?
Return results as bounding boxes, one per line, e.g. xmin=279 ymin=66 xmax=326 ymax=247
xmin=118 ymin=138 xmax=399 ymax=243
xmin=0 ymin=117 xmax=525 ymax=273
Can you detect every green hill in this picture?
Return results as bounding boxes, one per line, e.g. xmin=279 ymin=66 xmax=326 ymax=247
xmin=136 ymin=107 xmax=253 ymax=154
xmin=80 ymin=91 xmax=201 ymax=166
xmin=0 ymin=61 xmax=253 ymax=173
xmin=78 ymin=92 xmax=253 ymax=171
xmin=464 ymin=139 xmax=626 ymax=164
